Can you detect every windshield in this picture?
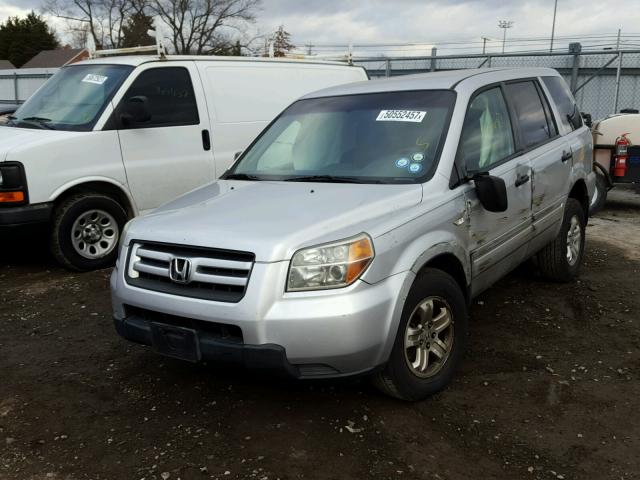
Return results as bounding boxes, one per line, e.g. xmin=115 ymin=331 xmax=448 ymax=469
xmin=225 ymin=90 xmax=456 ymax=184
xmin=7 ymin=64 xmax=133 ymax=132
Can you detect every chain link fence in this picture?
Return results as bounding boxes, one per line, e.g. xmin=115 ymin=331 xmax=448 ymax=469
xmin=356 ymin=49 xmax=640 ymax=121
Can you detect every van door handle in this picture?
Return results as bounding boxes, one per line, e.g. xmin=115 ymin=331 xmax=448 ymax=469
xmin=561 ymin=150 xmax=572 ymax=162
xmin=515 ymin=173 xmax=530 ymax=187
xmin=202 ymin=129 xmax=211 ymax=151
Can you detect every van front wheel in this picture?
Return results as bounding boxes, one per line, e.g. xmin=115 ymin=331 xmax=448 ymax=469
xmin=373 ymin=268 xmax=468 ymax=401
xmin=50 ymin=193 xmax=127 ymax=271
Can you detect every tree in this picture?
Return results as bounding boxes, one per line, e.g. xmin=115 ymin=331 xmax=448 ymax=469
xmin=0 ymin=12 xmax=59 ymax=67
xmin=271 ymin=25 xmax=293 ymax=57
xmin=121 ymin=11 xmax=154 ymax=47
xmin=44 ymin=0 xmax=146 ymax=50
xmin=149 ymin=0 xmax=260 ymax=55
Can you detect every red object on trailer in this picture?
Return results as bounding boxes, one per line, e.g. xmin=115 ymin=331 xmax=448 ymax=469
xmin=613 ymin=133 xmax=631 ymax=178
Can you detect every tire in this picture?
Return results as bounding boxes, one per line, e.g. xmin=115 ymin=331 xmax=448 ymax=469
xmin=50 ymin=193 xmax=127 ymax=272
xmin=589 ymin=171 xmax=608 ymax=215
xmin=373 ymin=268 xmax=468 ymax=401
xmin=536 ymin=198 xmax=586 ymax=282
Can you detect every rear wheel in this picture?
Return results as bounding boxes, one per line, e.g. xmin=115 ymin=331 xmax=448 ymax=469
xmin=50 ymin=193 xmax=127 ymax=271
xmin=590 ymin=170 xmax=608 ymax=215
xmin=537 ymin=198 xmax=586 ymax=282
xmin=373 ymin=268 xmax=468 ymax=401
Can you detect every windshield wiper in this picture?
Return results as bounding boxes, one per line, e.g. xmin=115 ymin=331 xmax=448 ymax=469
xmin=224 ymin=173 xmax=262 ymax=181
xmin=283 ymin=175 xmax=383 ymax=184
xmin=20 ymin=116 xmax=56 ymax=130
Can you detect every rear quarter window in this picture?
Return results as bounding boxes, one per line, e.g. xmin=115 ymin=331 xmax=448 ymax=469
xmin=542 ymin=76 xmax=582 ymax=131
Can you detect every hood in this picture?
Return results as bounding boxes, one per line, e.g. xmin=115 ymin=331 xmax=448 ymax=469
xmin=0 ymin=126 xmax=76 ymax=161
xmin=127 ymin=180 xmax=423 ymax=262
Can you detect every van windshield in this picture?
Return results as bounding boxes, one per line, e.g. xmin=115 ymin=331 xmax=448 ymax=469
xmin=225 ymin=90 xmax=455 ymax=184
xmin=7 ymin=64 xmax=133 ymax=132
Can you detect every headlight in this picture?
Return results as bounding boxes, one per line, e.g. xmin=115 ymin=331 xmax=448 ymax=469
xmin=0 ymin=163 xmax=27 ymax=205
xmin=287 ymin=234 xmax=374 ymax=292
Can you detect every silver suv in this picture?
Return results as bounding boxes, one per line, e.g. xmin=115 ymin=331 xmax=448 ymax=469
xmin=111 ymin=68 xmax=595 ymax=400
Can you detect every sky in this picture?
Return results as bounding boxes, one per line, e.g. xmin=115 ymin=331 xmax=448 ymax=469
xmin=1 ymin=0 xmax=639 ymax=55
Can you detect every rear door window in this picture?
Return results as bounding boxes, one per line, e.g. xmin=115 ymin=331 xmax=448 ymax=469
xmin=542 ymin=76 xmax=583 ymax=131
xmin=505 ymin=81 xmax=553 ymax=149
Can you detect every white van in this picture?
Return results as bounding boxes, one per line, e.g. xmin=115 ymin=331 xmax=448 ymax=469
xmin=0 ymin=55 xmax=367 ymax=270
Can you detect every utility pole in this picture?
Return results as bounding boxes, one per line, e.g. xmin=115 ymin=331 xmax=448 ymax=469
xmin=550 ymin=0 xmax=558 ymax=52
xmin=481 ymin=36 xmax=490 ymax=54
xmin=306 ymin=43 xmax=313 ymax=55
xmin=616 ymin=28 xmax=621 ymax=49
xmin=498 ymin=20 xmax=514 ymax=54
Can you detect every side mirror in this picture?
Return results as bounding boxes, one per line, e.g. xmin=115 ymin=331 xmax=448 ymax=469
xmin=473 ymin=172 xmax=508 ymax=212
xmin=120 ymin=95 xmax=151 ymax=127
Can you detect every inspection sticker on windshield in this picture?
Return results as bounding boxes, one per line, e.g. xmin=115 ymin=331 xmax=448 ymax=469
xmin=82 ymin=74 xmax=108 ymax=85
xmin=376 ymin=110 xmax=426 ymax=122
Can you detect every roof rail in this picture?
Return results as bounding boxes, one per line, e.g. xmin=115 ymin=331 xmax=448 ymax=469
xmin=90 ymin=18 xmax=167 ymax=59
xmin=92 ymin=44 xmax=165 ymax=59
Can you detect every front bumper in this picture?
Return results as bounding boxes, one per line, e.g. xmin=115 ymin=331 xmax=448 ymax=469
xmin=0 ymin=202 xmax=52 ymax=227
xmin=111 ymin=256 xmax=413 ymax=379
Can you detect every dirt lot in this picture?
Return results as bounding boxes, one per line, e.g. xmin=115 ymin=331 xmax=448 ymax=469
xmin=1 ymin=187 xmax=639 ymax=480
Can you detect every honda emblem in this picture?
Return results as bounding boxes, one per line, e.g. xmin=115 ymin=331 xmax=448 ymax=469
xmin=169 ymin=257 xmax=192 ymax=284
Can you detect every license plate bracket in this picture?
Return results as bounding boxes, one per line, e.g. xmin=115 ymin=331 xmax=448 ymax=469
xmin=150 ymin=323 xmax=201 ymax=362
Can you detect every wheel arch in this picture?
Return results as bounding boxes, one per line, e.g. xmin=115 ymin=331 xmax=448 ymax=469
xmin=409 ymin=243 xmax=471 ymax=303
xmin=569 ymin=179 xmax=589 ymax=219
xmin=50 ymin=178 xmax=137 ymax=218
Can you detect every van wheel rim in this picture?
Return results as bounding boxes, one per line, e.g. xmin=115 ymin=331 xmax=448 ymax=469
xmin=404 ymin=296 xmax=454 ymax=379
xmin=71 ymin=209 xmax=119 ymax=260
xmin=566 ymin=215 xmax=582 ymax=266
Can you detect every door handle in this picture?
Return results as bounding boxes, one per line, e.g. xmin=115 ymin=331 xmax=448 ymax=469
xmin=202 ymin=129 xmax=211 ymax=151
xmin=561 ymin=150 xmax=572 ymax=162
xmin=515 ymin=173 xmax=530 ymax=187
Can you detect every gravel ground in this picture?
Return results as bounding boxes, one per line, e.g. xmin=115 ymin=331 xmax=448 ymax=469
xmin=1 ymin=186 xmax=639 ymax=480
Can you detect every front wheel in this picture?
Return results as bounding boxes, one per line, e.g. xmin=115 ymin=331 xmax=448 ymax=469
xmin=50 ymin=193 xmax=127 ymax=271
xmin=536 ymin=198 xmax=586 ymax=282
xmin=373 ymin=268 xmax=468 ymax=401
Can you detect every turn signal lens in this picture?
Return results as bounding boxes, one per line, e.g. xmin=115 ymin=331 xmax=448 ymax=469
xmin=346 ymin=237 xmax=375 ymax=283
xmin=287 ymin=234 xmax=374 ymax=292
xmin=0 ymin=191 xmax=24 ymax=203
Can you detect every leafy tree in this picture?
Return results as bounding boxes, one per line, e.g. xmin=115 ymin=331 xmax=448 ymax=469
xmin=121 ymin=11 xmax=154 ymax=47
xmin=271 ymin=25 xmax=293 ymax=57
xmin=0 ymin=12 xmax=59 ymax=67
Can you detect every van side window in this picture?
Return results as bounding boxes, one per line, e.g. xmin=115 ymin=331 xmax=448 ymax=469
xmin=505 ymin=81 xmax=553 ymax=148
xmin=458 ymin=87 xmax=515 ymax=173
xmin=121 ymin=67 xmax=199 ymax=128
xmin=542 ymin=76 xmax=583 ymax=131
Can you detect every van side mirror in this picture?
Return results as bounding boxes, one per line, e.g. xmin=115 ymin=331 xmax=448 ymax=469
xmin=473 ymin=172 xmax=508 ymax=212
xmin=120 ymin=95 xmax=151 ymax=127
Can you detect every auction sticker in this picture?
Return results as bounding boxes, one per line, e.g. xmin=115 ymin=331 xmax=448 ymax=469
xmin=376 ymin=110 xmax=427 ymax=122
xmin=395 ymin=158 xmax=410 ymax=168
xmin=408 ymin=163 xmax=423 ymax=174
xmin=82 ymin=74 xmax=108 ymax=85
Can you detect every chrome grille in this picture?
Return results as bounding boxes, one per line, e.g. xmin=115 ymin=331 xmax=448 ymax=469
xmin=125 ymin=241 xmax=255 ymax=302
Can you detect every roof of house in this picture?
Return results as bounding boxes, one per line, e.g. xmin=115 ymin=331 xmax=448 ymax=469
xmin=21 ymin=49 xmax=88 ymax=69
xmin=0 ymin=60 xmax=15 ymax=69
